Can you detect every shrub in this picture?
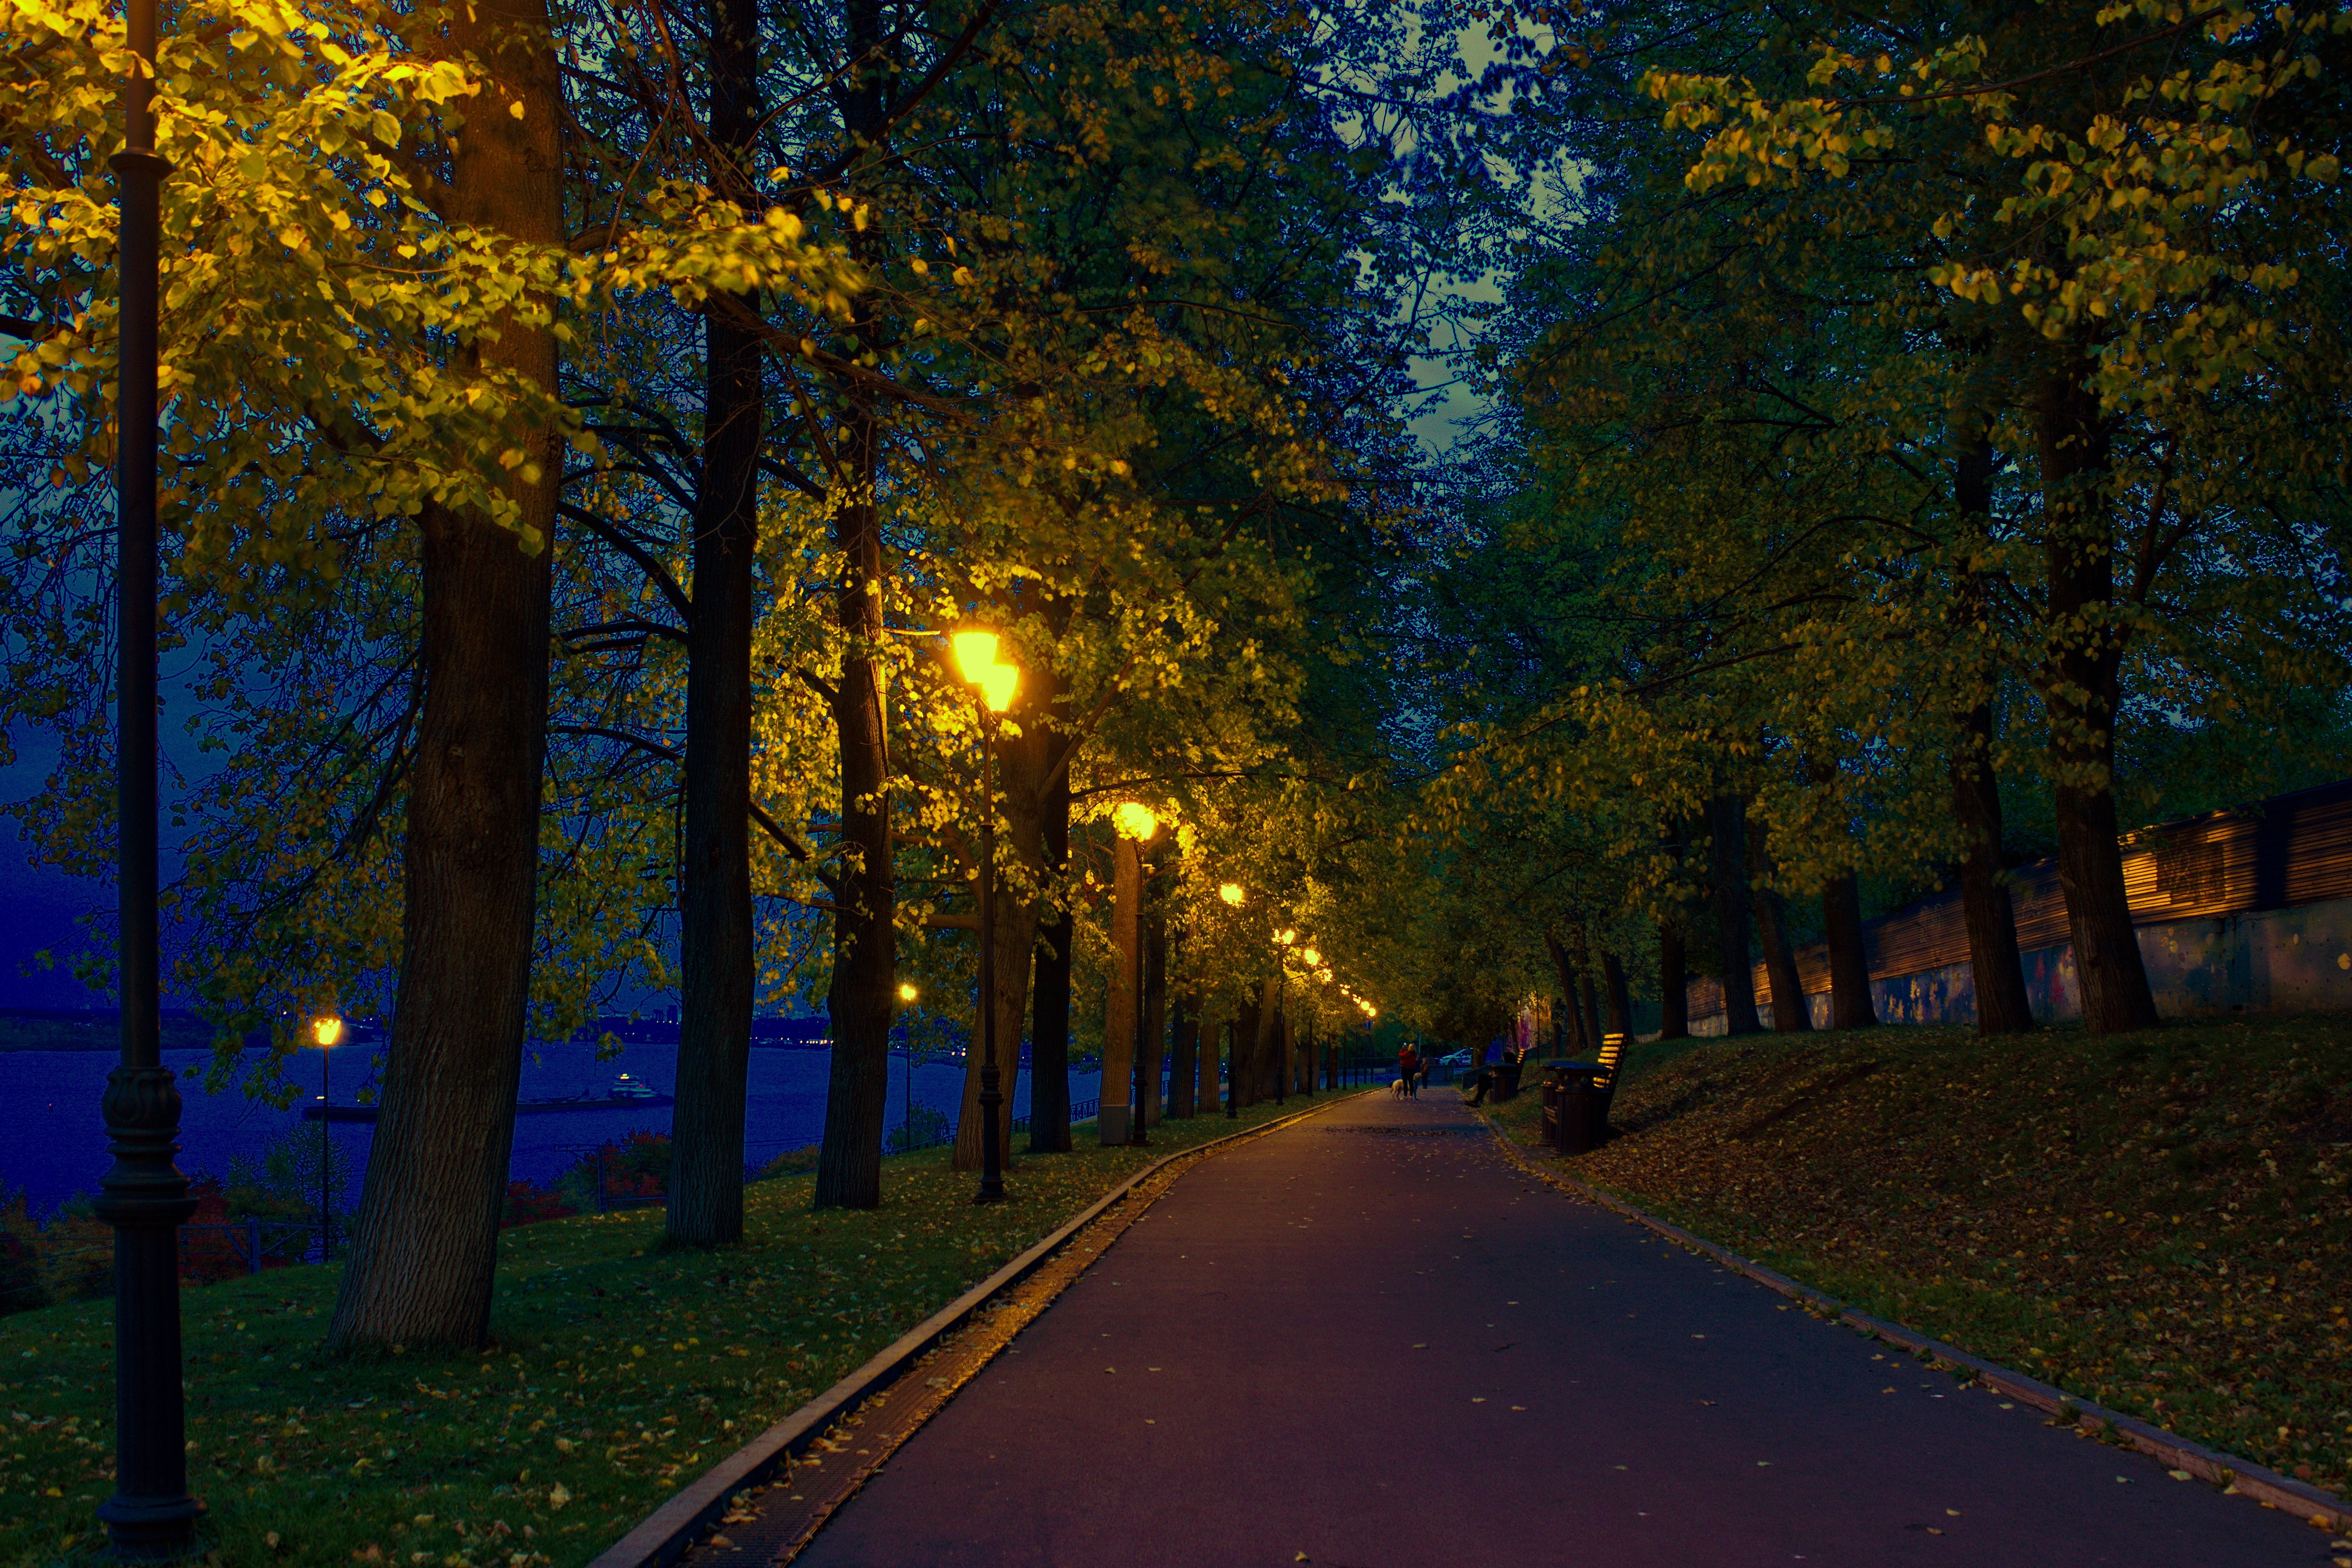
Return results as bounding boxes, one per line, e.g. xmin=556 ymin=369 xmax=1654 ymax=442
xmin=500 ymin=1179 xmax=576 ymax=1230
xmin=757 ymin=1145 xmax=822 ymax=1179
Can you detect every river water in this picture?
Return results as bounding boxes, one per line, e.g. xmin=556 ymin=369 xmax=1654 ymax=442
xmin=2 ymin=1041 xmax=1102 ymax=1214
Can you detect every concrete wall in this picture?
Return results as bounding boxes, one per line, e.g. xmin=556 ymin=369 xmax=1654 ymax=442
xmin=1686 ymin=894 xmax=2352 ymax=1032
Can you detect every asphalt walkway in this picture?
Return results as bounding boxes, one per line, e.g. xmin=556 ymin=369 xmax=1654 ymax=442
xmin=793 ymin=1088 xmax=2326 ymax=1566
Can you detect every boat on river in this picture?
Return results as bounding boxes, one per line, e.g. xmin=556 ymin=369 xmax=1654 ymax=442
xmin=301 ymin=1073 xmax=674 ymax=1123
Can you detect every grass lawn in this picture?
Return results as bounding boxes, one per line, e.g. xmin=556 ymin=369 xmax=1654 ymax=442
xmin=0 ymin=1097 xmax=1327 ymax=1568
xmin=1489 ymin=1015 xmax=2352 ymax=1497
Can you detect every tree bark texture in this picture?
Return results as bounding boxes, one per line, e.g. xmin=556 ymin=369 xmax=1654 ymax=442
xmin=1256 ymin=982 xmax=1284 ymax=1104
xmin=1139 ymin=887 xmax=1167 ymax=1124
xmin=328 ymin=0 xmax=559 ymax=1350
xmin=814 ymin=408 xmax=894 ymax=1206
xmin=1168 ymin=992 xmax=1196 ymax=1118
xmin=1602 ymin=951 xmax=1632 ymax=1039
xmin=813 ymin=0 xmax=897 ymax=1210
xmin=1949 ymin=439 xmax=2036 ymax=1036
xmin=1100 ymin=834 xmax=1141 ymax=1144
xmin=1026 ymin=743 xmax=1072 ymax=1152
xmin=1205 ymin=1015 xmax=1227 ymax=1111
xmin=1707 ymin=794 xmax=1763 ymax=1035
xmin=1748 ymin=827 xmax=1811 ymax=1034
xmin=2036 ymin=368 xmax=2160 ymax=1034
xmin=1659 ymin=921 xmax=1690 ymax=1040
xmin=1953 ymin=705 xmax=2036 ymax=1034
xmin=1567 ymin=925 xmax=1603 ymax=1047
xmin=1234 ymin=998 xmax=1262 ymax=1106
xmin=667 ymin=0 xmax=763 ymax=1247
xmin=1820 ymin=874 xmax=1878 ymax=1030
xmin=1543 ymin=927 xmax=1588 ymax=1055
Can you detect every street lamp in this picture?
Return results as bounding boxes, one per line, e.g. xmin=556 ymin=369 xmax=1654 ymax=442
xmin=1112 ymin=804 xmax=1160 ymax=1145
xmin=311 ymin=1016 xmax=343 ymax=1259
xmin=1218 ymin=883 xmax=1244 ymax=906
xmin=953 ymin=627 xmax=1017 ymax=1203
xmin=94 ymin=0 xmax=205 ymax=1550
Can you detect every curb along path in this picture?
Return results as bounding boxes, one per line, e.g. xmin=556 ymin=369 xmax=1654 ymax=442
xmin=774 ymin=1088 xmax=2332 ymax=1568
xmin=1477 ymin=1109 xmax=2352 ymax=1540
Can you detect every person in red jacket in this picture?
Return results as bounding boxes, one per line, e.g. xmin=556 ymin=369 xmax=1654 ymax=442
xmin=1397 ymin=1044 xmax=1421 ymax=1099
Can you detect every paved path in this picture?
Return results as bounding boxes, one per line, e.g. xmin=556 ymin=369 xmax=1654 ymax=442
xmin=795 ymin=1090 xmax=2327 ymax=1567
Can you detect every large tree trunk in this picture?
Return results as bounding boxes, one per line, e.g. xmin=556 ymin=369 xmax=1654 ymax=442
xmin=328 ymin=0 xmax=559 ymax=1350
xmin=667 ymin=0 xmax=763 ymax=1246
xmin=1027 ymin=751 xmax=1072 ymax=1152
xmin=1748 ymin=825 xmax=1810 ymax=1035
xmin=1256 ymin=981 xmax=1284 ymax=1104
xmin=1139 ymin=884 xmax=1167 ymax=1125
xmin=814 ymin=406 xmax=894 ymax=1207
xmin=1707 ymin=794 xmax=1763 ymax=1035
xmin=1602 ymin=951 xmax=1632 ymax=1039
xmin=1949 ymin=437 xmax=2036 ymax=1036
xmin=1952 ymin=704 xmax=2034 ymax=1034
xmin=1820 ymin=875 xmax=1877 ymax=1029
xmin=2036 ymin=366 xmax=2159 ymax=1034
xmin=1658 ymin=921 xmax=1689 ymax=1040
xmin=1100 ymin=834 xmax=1141 ymax=1143
xmin=1168 ymin=992 xmax=1196 ymax=1118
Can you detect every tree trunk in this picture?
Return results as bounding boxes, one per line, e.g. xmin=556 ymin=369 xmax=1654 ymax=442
xmin=1100 ymin=834 xmax=1141 ymax=1143
xmin=1258 ymin=983 xmax=1284 ymax=1104
xmin=1821 ymin=874 xmax=1877 ymax=1029
xmin=1949 ymin=438 xmax=2035 ymax=1036
xmin=667 ymin=0 xmax=763 ymax=1247
xmin=1168 ymin=992 xmax=1197 ymax=1118
xmin=1708 ymin=794 xmax=1763 ymax=1035
xmin=328 ymin=0 xmax=559 ymax=1350
xmin=1027 ymin=751 xmax=1072 ymax=1152
xmin=1206 ymin=1014 xmax=1228 ymax=1112
xmin=1567 ymin=925 xmax=1603 ymax=1047
xmin=1953 ymin=704 xmax=2035 ymax=1034
xmin=1543 ymin=927 xmax=1589 ymax=1055
xmin=1139 ymin=885 xmax=1166 ymax=1125
xmin=1602 ymin=951 xmax=1632 ymax=1039
xmin=1234 ymin=998 xmax=1261 ymax=1106
xmin=1748 ymin=826 xmax=1810 ymax=1035
xmin=1659 ymin=921 xmax=1689 ymax=1040
xmin=2037 ymin=365 xmax=2159 ymax=1034
xmin=814 ymin=413 xmax=893 ymax=1207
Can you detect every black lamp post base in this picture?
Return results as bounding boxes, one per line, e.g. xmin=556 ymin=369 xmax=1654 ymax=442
xmin=97 ymin=1493 xmax=207 ymax=1562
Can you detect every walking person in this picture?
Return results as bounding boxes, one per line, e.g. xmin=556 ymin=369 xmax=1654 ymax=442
xmin=1397 ymin=1044 xmax=1421 ymax=1099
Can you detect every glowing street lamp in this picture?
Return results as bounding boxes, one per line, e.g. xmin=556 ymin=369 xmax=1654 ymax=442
xmin=310 ymin=1016 xmax=343 ymax=1261
xmin=954 ymin=627 xmax=1019 ymax=1203
xmin=1299 ymin=947 xmax=1320 ymax=967
xmin=1218 ymin=882 xmax=1244 ymax=907
xmin=898 ymin=982 xmax=919 ymax=1003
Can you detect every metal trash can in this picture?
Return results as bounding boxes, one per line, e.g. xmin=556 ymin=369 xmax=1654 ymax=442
xmin=1491 ymin=1058 xmax=1523 ymax=1103
xmin=1543 ymin=1061 xmax=1608 ymax=1153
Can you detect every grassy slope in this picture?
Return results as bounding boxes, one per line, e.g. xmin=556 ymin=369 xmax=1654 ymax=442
xmin=1489 ymin=1016 xmax=2352 ymax=1495
xmin=0 ymin=1098 xmax=1326 ymax=1568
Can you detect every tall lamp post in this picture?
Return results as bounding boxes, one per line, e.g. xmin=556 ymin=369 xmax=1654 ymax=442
xmin=96 ymin=0 xmax=205 ymax=1551
xmin=1217 ymin=883 xmax=1245 ymax=1117
xmin=311 ymin=1017 xmax=343 ymax=1259
xmin=896 ymin=982 xmax=919 ymax=1152
xmin=1113 ymin=804 xmax=1160 ymax=1145
xmin=952 ymin=628 xmax=1018 ymax=1204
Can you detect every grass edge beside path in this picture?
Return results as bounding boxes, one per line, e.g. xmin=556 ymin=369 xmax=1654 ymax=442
xmin=0 ymin=1097 xmax=1323 ymax=1568
xmin=1480 ymin=1016 xmax=2352 ymax=1504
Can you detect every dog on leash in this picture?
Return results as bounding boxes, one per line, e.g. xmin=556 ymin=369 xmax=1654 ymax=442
xmin=1391 ymin=1077 xmax=1408 ymax=1098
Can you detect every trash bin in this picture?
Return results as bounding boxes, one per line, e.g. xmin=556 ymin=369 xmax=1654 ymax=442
xmin=1491 ymin=1058 xmax=1524 ymax=1103
xmin=1544 ymin=1061 xmax=1607 ymax=1153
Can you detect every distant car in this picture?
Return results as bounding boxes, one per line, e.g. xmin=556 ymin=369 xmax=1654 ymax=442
xmin=1435 ymin=1050 xmax=1472 ymax=1069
